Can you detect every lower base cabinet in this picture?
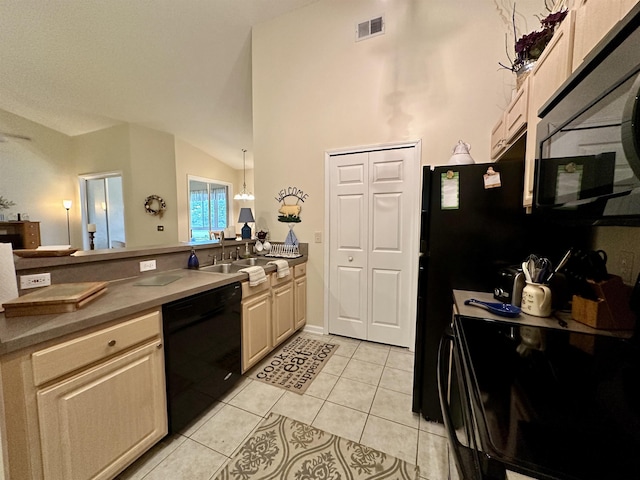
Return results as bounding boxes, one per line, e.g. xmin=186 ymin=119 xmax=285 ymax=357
xmin=242 ymin=290 xmax=272 ymax=371
xmin=0 ymin=309 xmax=167 ymax=480
xmin=241 ymin=262 xmax=307 ymax=373
xmin=38 ymin=340 xmax=166 ymax=479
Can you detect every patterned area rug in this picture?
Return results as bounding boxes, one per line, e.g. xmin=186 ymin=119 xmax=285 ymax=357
xmin=251 ymin=336 xmax=338 ymax=394
xmin=214 ymin=413 xmax=420 ymax=480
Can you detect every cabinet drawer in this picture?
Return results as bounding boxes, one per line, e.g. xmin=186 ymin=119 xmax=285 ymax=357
xmin=294 ymin=262 xmax=307 ymax=278
xmin=32 ymin=310 xmax=162 ymax=386
xmin=241 ymin=277 xmax=271 ymax=298
xmin=271 ymin=272 xmax=293 ymax=287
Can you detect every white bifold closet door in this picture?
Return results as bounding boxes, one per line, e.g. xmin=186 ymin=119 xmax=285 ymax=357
xmin=328 ymin=146 xmax=419 ymax=347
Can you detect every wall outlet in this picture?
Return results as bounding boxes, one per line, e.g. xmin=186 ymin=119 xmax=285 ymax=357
xmin=20 ymin=273 xmax=51 ymax=289
xmin=139 ymin=260 xmax=157 ymax=272
xmin=619 ymin=251 xmax=635 ymax=283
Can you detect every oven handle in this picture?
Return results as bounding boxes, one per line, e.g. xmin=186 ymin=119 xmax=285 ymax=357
xmin=438 ymin=331 xmax=483 ymax=480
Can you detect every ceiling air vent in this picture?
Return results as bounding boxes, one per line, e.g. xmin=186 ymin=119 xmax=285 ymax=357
xmin=356 ymin=15 xmax=384 ymax=42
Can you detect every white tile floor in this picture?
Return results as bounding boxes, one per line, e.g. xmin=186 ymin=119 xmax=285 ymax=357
xmin=117 ymin=331 xmax=452 ymax=480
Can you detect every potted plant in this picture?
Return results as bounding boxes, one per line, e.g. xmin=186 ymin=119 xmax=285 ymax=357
xmin=500 ymin=5 xmax=568 ymax=88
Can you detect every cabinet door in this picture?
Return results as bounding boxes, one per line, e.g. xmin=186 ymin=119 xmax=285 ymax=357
xmin=294 ymin=275 xmax=307 ymax=330
xmin=490 ymin=113 xmax=507 ymax=160
xmin=505 ymin=78 xmax=529 ymax=143
xmin=572 ymin=0 xmax=622 ymax=71
xmin=272 ymin=281 xmax=294 ymax=347
xmin=37 ymin=340 xmax=167 ymax=480
xmin=242 ymin=291 xmax=272 ymax=372
xmin=524 ymin=10 xmax=575 ymax=206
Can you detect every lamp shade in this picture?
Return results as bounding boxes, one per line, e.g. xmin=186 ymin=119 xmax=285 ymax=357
xmin=238 ymin=208 xmax=255 ymax=223
xmin=63 ymin=199 xmax=72 ymax=209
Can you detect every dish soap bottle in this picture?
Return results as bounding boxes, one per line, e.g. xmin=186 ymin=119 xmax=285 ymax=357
xmin=188 ymin=248 xmax=199 ymax=269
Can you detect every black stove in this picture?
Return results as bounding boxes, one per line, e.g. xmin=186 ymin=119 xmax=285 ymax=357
xmin=447 ymin=316 xmax=640 ymax=479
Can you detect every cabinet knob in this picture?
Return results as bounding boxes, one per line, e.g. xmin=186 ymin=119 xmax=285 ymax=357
xmin=157 ymin=343 xmax=163 ymax=349
xmin=348 ymin=256 xmax=353 ymax=262
xmin=108 ymin=339 xmax=116 ymax=347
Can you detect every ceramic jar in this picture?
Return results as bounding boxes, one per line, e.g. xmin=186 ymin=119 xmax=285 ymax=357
xmin=521 ymin=282 xmax=552 ymax=317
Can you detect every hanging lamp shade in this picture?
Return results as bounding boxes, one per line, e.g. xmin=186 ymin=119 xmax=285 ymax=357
xmin=234 ymin=148 xmax=255 ymax=201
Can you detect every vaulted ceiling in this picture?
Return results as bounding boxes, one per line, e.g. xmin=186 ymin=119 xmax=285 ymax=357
xmin=0 ymin=0 xmax=319 ymax=168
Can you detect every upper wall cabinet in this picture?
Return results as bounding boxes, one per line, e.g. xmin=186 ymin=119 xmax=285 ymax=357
xmin=491 ymin=77 xmax=529 ymax=161
xmin=572 ymin=0 xmax=638 ymax=71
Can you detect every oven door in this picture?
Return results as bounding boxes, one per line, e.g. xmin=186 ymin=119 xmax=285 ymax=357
xmin=438 ymin=328 xmax=507 ymax=480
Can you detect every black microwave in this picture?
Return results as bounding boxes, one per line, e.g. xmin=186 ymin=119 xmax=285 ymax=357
xmin=533 ymin=4 xmax=640 ymax=226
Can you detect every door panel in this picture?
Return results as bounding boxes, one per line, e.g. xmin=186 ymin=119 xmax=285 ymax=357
xmin=371 ymin=268 xmax=401 ymax=328
xmin=367 ymin=149 xmax=417 ymax=346
xmin=372 ymin=193 xmax=402 ymax=251
xmin=329 ymin=153 xmax=368 ymax=340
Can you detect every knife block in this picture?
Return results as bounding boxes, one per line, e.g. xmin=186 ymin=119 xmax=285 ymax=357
xmin=571 ymin=275 xmax=636 ymax=330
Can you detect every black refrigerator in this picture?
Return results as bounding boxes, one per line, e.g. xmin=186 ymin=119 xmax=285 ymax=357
xmin=412 ymin=161 xmax=586 ymax=422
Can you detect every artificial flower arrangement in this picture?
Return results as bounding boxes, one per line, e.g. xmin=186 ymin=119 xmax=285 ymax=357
xmin=0 ymin=196 xmax=15 ymax=211
xmin=500 ymin=5 xmax=568 ymax=73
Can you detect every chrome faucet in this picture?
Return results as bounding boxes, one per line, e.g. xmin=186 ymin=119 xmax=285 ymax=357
xmin=219 ymin=231 xmax=225 ymax=262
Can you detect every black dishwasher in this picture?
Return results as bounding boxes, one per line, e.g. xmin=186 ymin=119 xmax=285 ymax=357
xmin=162 ymin=282 xmax=242 ymax=433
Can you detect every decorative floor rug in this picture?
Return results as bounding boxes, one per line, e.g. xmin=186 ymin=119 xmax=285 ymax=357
xmin=214 ymin=413 xmax=420 ymax=480
xmin=251 ymin=336 xmax=338 ymax=394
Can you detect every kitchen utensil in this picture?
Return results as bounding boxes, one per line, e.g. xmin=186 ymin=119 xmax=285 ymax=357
xmin=464 ymin=299 xmax=521 ymax=318
xmin=521 ymin=282 xmax=552 ymax=317
xmin=535 ymin=257 xmax=551 ymax=283
xmin=546 ymin=248 xmax=572 ymax=282
xmin=522 ymin=261 xmax=533 ymax=283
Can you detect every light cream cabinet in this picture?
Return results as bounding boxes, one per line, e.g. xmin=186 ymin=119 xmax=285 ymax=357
xmin=523 ymin=9 xmax=576 ymax=206
xmin=240 ymin=262 xmax=307 ymax=373
xmin=572 ymin=0 xmax=638 ymax=71
xmin=271 ymin=276 xmax=294 ymax=346
xmin=491 ymin=78 xmax=530 ymax=161
xmin=241 ymin=280 xmax=273 ymax=372
xmin=0 ymin=309 xmax=167 ymax=480
xmin=294 ymin=263 xmax=307 ymax=330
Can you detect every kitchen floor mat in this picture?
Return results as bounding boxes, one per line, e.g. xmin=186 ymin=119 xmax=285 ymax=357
xmin=250 ymin=336 xmax=338 ymax=394
xmin=213 ymin=412 xmax=420 ymax=480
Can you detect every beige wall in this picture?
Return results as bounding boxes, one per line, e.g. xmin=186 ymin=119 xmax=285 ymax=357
xmin=252 ymin=0 xmax=543 ymax=329
xmin=0 ymin=108 xmax=75 ymax=246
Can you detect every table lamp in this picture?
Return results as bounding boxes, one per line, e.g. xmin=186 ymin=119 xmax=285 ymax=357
xmin=238 ymin=208 xmax=254 ymax=239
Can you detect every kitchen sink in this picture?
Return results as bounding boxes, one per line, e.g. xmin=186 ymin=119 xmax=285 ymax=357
xmin=199 ymin=263 xmax=236 ymax=274
xmin=233 ymin=257 xmax=272 ymax=266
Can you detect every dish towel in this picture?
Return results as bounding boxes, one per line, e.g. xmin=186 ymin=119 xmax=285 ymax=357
xmin=267 ymin=259 xmax=290 ymax=279
xmin=238 ymin=266 xmax=267 ymax=287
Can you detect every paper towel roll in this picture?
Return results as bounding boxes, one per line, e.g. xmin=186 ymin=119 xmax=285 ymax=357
xmin=0 ymin=243 xmax=18 ymax=312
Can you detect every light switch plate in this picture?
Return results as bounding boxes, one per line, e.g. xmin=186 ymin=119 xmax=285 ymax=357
xmin=314 ymin=231 xmax=322 ymax=243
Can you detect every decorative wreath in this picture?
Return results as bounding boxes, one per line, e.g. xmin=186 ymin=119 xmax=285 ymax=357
xmin=144 ymin=195 xmax=166 ymax=218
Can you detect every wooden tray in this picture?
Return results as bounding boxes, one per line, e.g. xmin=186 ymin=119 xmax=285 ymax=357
xmin=13 ymin=248 xmax=78 ymax=258
xmin=2 ymin=282 xmax=108 ymax=318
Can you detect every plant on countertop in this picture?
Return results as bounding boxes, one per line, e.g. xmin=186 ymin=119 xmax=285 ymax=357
xmin=0 ymin=196 xmax=15 ymax=211
xmin=499 ymin=2 xmax=568 ymax=73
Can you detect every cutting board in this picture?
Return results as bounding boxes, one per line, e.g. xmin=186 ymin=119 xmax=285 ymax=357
xmin=2 ymin=282 xmax=108 ymax=318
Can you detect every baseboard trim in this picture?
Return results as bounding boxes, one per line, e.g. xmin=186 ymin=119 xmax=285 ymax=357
xmin=302 ymin=324 xmax=325 ymax=336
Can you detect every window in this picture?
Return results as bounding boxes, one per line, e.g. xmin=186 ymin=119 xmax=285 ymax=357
xmin=188 ymin=177 xmax=230 ymax=241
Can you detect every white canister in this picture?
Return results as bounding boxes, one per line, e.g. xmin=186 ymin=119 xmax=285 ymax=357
xmin=521 ymin=282 xmax=552 ymax=317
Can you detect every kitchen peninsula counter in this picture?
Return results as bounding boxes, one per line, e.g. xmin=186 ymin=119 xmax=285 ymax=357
xmin=0 ymin=256 xmax=307 ymax=355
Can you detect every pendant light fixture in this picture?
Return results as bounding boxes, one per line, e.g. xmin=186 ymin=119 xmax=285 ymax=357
xmin=234 ymin=148 xmax=254 ymax=201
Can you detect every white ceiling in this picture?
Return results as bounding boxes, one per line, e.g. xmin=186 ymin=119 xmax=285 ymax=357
xmin=0 ymin=0 xmax=319 ymax=168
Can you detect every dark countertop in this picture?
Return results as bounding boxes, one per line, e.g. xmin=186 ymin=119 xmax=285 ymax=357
xmin=0 ymin=257 xmax=306 ymax=355
xmin=453 ymin=289 xmax=633 ymax=338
